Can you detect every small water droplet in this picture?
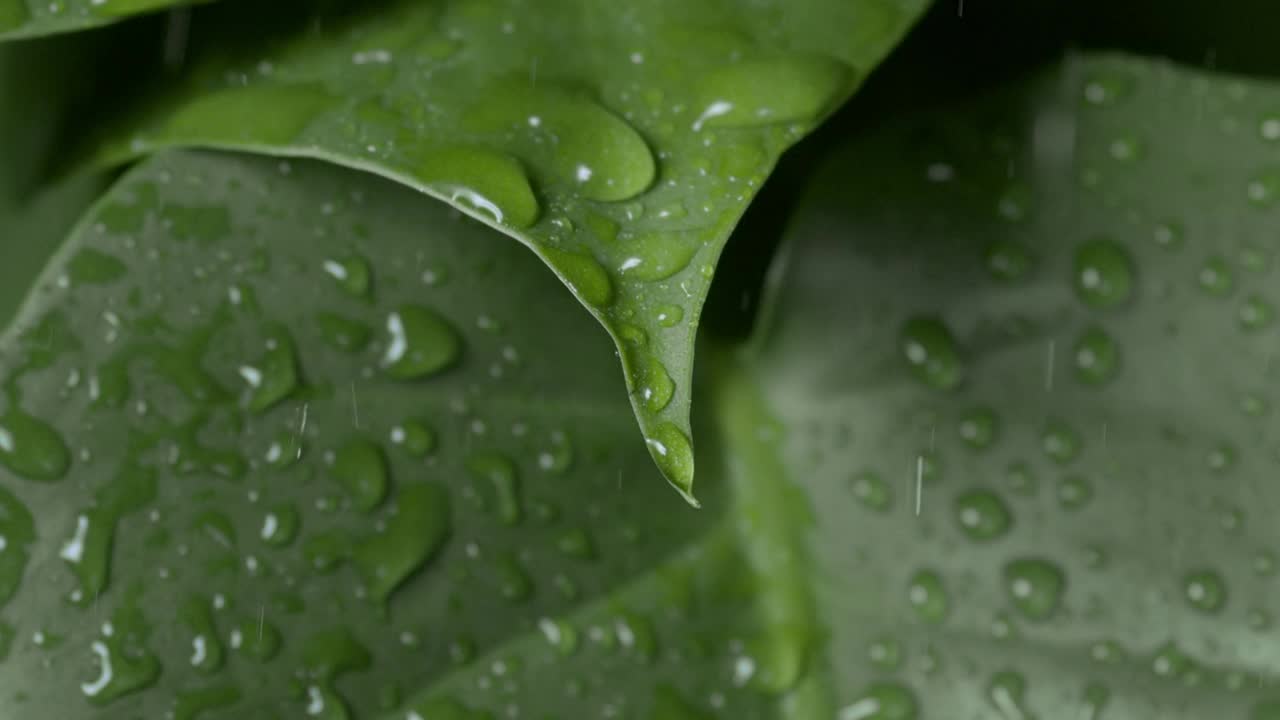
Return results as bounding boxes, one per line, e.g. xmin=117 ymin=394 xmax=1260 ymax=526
xmin=381 ymin=305 xmax=462 ymax=380
xmin=850 ymin=470 xmax=892 ymax=512
xmin=1003 ymin=557 xmax=1065 ymax=621
xmin=1073 ymin=238 xmax=1133 ymax=309
xmin=1073 ymin=326 xmax=1120 ymax=385
xmin=1182 ymin=569 xmax=1227 ymax=613
xmin=954 ymin=489 xmax=1012 ymax=540
xmin=907 ymin=569 xmax=948 ymax=624
xmin=900 ymin=316 xmax=964 ymax=391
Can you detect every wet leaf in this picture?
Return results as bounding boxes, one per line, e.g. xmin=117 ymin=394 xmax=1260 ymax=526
xmin=0 ymin=0 xmax=205 ymax=41
xmin=736 ymin=53 xmax=1280 ymax=718
xmin=0 ymin=151 xmax=774 ymax=718
xmin=92 ymin=0 xmax=929 ymax=500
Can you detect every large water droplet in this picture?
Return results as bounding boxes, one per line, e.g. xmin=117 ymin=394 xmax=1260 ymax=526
xmin=907 ymin=569 xmax=948 ymax=624
xmin=316 ymin=311 xmax=372 ymax=353
xmin=693 ymin=56 xmax=849 ymax=130
xmin=900 ymin=316 xmax=964 ymax=391
xmin=331 ymin=438 xmax=388 ymax=512
xmin=1003 ymin=557 xmax=1065 ymax=621
xmin=645 ymin=423 xmax=696 ymax=505
xmin=465 ymin=452 xmax=521 ymax=525
xmin=353 ymin=483 xmax=451 ymax=604
xmin=415 ymin=146 xmax=539 ymax=228
xmin=954 ymin=489 xmax=1012 ymax=540
xmin=0 ymin=486 xmax=35 ymax=606
xmin=467 ymin=85 xmax=655 ymax=202
xmin=381 ymin=305 xmax=462 ymax=380
xmin=542 ymin=246 xmax=614 ymax=309
xmin=0 ymin=410 xmax=70 ymax=481
xmin=1073 ymin=238 xmax=1133 ymax=309
xmin=239 ymin=326 xmax=300 ymax=412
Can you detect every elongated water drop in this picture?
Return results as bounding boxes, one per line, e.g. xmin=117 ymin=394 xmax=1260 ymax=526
xmin=465 ymin=452 xmax=520 ymax=525
xmin=240 ymin=326 xmax=299 ymax=412
xmin=467 ymin=85 xmax=655 ymax=202
xmin=0 ymin=410 xmax=70 ymax=481
xmin=0 ymin=486 xmax=35 ymax=606
xmin=316 ymin=311 xmax=372 ymax=353
xmin=354 ymin=483 xmax=450 ymax=604
xmin=415 ymin=146 xmax=539 ymax=228
xmin=331 ymin=438 xmax=388 ymax=512
xmin=693 ymin=56 xmax=849 ymax=130
xmin=645 ymin=423 xmax=695 ymax=505
xmin=543 ymin=247 xmax=614 ymax=309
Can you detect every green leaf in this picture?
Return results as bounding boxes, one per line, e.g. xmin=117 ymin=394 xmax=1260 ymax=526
xmin=0 ymin=0 xmax=206 ymax=41
xmin=0 ymin=150 xmax=796 ymax=718
xmin=0 ymin=38 xmax=111 ymax=324
xmin=93 ymin=0 xmax=928 ymax=500
xmin=733 ymin=53 xmax=1280 ymax=717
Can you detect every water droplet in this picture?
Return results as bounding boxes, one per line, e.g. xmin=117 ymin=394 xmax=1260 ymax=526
xmin=984 ymin=240 xmax=1033 ymax=281
xmin=80 ymin=605 xmax=162 ymax=705
xmin=617 ymin=230 xmax=698 ymax=281
xmin=389 ymin=419 xmax=435 ymax=457
xmin=467 ymin=85 xmax=655 ymax=202
xmin=260 ymin=503 xmax=299 ymax=547
xmin=1041 ymin=419 xmax=1081 ymax=464
xmin=655 ymin=304 xmax=685 ymax=327
xmin=316 ymin=311 xmax=372 ymax=353
xmin=542 ymin=246 xmax=614 ymax=308
xmin=1057 ymin=475 xmax=1093 ymax=509
xmin=850 ymin=470 xmax=892 ymax=512
xmin=867 ymin=636 xmax=902 ymax=670
xmin=62 ymin=464 xmax=157 ymax=605
xmin=954 ymin=489 xmax=1011 ymax=540
xmin=907 ymin=569 xmax=948 ymax=624
xmin=1152 ymin=221 xmax=1183 ymax=250
xmin=0 ymin=410 xmax=70 ymax=481
xmin=1239 ymin=294 xmax=1274 ymax=330
xmin=1073 ymin=238 xmax=1133 ymax=309
xmin=900 ymin=316 xmax=964 ymax=391
xmin=179 ymin=596 xmax=224 ymax=674
xmin=240 ymin=326 xmax=299 ymax=412
xmin=491 ymin=552 xmax=533 ymax=602
xmin=1247 ymin=169 xmax=1280 ymax=207
xmin=1182 ymin=569 xmax=1227 ymax=613
xmin=232 ymin=615 xmax=282 ymax=662
xmin=1003 ymin=557 xmax=1065 ymax=621
xmin=322 ymin=254 xmax=372 ymax=299
xmin=1197 ymin=255 xmax=1234 ymax=296
xmin=957 ymin=407 xmax=999 ymax=450
xmin=631 ymin=352 xmax=674 ymax=413
xmin=538 ymin=617 xmax=579 ymax=655
xmin=414 ymin=146 xmax=540 ymax=228
xmin=645 ymin=423 xmax=696 ymax=505
xmin=987 ymin=670 xmax=1035 ymax=719
xmin=839 ymin=682 xmax=918 ymax=720
xmin=0 ymin=486 xmax=35 ymax=606
xmin=465 ymin=452 xmax=521 ymax=525
xmin=354 ymin=482 xmax=450 ymax=604
xmin=693 ymin=56 xmax=849 ymax=130
xmin=331 ymin=438 xmax=388 ymax=512
xmin=381 ymin=305 xmax=462 ymax=380
xmin=1073 ymin=326 xmax=1120 ymax=385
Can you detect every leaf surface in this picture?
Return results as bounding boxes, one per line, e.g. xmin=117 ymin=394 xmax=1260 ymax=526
xmin=93 ymin=0 xmax=929 ymax=499
xmin=0 ymin=0 xmax=204 ymax=41
xmin=0 ymin=150 xmax=795 ymax=719
xmin=735 ymin=53 xmax=1280 ymax=718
